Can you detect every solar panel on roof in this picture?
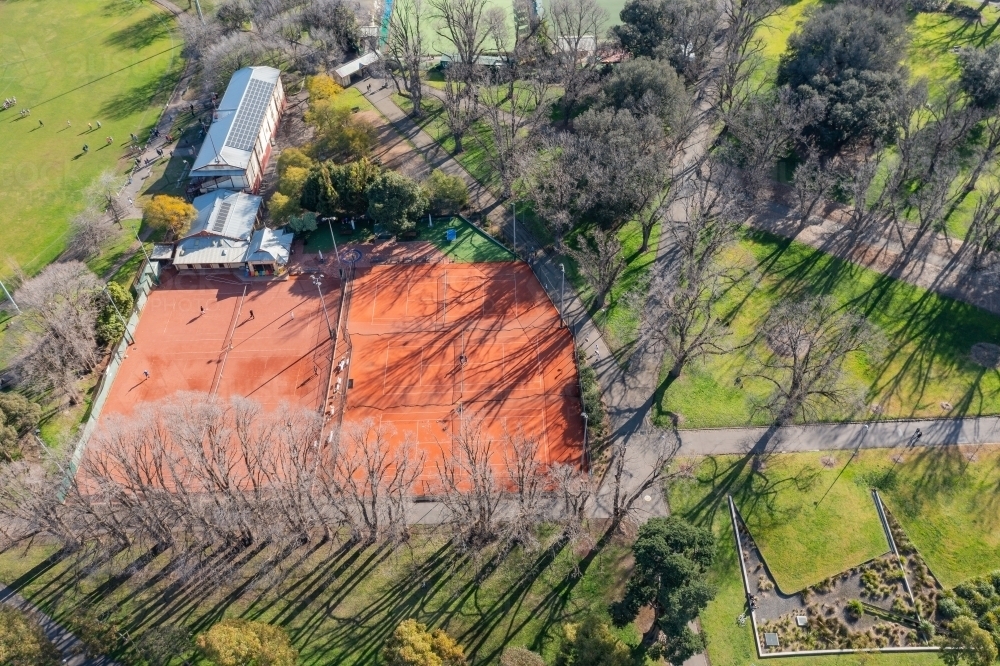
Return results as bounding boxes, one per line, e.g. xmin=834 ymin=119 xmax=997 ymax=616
xmin=212 ymin=201 xmax=233 ymax=234
xmin=224 ymin=77 xmax=276 ymax=152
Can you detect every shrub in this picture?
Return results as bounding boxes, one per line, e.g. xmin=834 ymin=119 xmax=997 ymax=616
xmin=0 ymin=392 xmax=41 ymax=463
xmin=959 ymin=43 xmax=1000 ymax=109
xmin=143 ymin=195 xmax=197 ymax=238
xmin=306 ymin=103 xmax=376 ymax=161
xmin=95 ymin=281 xmax=133 ymax=348
xmin=268 ymin=192 xmax=302 ymax=224
xmin=196 ymin=619 xmax=298 ymax=666
xmin=138 ymin=625 xmax=191 ymax=666
xmin=0 ymin=607 xmax=60 ymax=666
xmin=577 ymin=348 xmax=607 ymax=441
xmin=846 ymin=599 xmax=864 ymax=620
xmin=555 ymin=617 xmax=632 ymax=666
xmin=425 ymin=169 xmax=469 ymax=215
xmin=381 ymin=619 xmax=466 ymax=666
xmin=500 ymin=646 xmax=545 ymax=666
xmin=286 ymin=212 xmax=319 ymax=237
xmin=277 ymin=147 xmax=316 ymax=174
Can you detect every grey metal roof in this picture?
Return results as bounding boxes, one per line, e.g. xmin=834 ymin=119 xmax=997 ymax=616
xmin=334 ymin=51 xmax=380 ymax=79
xmin=173 ymin=236 xmax=250 ymax=266
xmin=188 ymin=190 xmax=262 ymax=240
xmin=247 ymin=228 xmax=293 ymax=266
xmin=191 ymin=66 xmax=281 ymax=174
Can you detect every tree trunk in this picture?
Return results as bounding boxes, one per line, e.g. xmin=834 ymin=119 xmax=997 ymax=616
xmin=453 ymin=131 xmax=464 ymax=154
xmin=640 ymin=221 xmax=654 ymax=254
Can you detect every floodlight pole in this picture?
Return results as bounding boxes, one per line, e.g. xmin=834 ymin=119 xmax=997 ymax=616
xmin=511 ymin=203 xmax=516 ymax=256
xmin=193 ymin=0 xmax=205 ymax=24
xmin=103 ymin=286 xmax=135 ymax=346
xmin=0 ymin=279 xmax=20 ymax=315
xmin=134 ymin=228 xmax=159 ymax=285
xmin=559 ymin=263 xmax=565 ymax=325
xmin=326 ymin=217 xmax=342 ymax=271
xmin=313 ymin=275 xmax=335 ymax=342
xmin=582 ymin=412 xmax=588 ymax=457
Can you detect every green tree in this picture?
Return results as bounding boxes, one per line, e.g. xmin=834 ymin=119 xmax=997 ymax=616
xmin=939 ymin=616 xmax=998 ymax=666
xmin=500 ymin=646 xmax=545 ymax=666
xmin=382 ymin=619 xmax=467 ymax=666
xmin=366 ymin=170 xmax=428 ymax=235
xmin=329 ymin=158 xmax=382 ymax=217
xmin=599 ymin=56 xmax=690 ymax=129
xmin=777 ymin=3 xmax=906 ymax=150
xmin=0 ymin=607 xmax=60 ymax=666
xmin=305 ymin=102 xmax=376 ymax=161
xmin=959 ymin=43 xmax=1000 ymax=109
xmin=300 ymin=163 xmax=339 ymax=217
xmin=277 ymin=147 xmax=316 ymax=174
xmin=610 ymin=516 xmax=716 ymax=664
xmin=286 ymin=212 xmax=319 ymax=237
xmin=611 ymin=0 xmax=719 ymax=81
xmin=424 ymin=169 xmax=469 ymax=215
xmin=196 ymin=619 xmax=298 ymax=666
xmin=555 ymin=616 xmax=633 ymax=666
xmin=0 ymin=392 xmax=41 ymax=462
xmin=95 ymin=282 xmax=134 ymax=348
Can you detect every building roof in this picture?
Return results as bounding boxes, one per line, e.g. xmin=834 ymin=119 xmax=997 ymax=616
xmin=247 ymin=228 xmax=293 ymax=266
xmin=439 ymin=54 xmax=508 ymax=67
xmin=557 ymin=35 xmax=597 ymax=54
xmin=173 ymin=236 xmax=250 ymax=266
xmin=191 ymin=66 xmax=281 ymax=175
xmin=334 ymin=51 xmax=380 ymax=80
xmin=188 ymin=190 xmax=262 ymax=241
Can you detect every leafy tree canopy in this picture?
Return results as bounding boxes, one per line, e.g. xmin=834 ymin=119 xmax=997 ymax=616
xmin=610 ymin=516 xmax=716 ymax=664
xmin=381 ymin=619 xmax=467 ymax=666
xmin=144 ymin=195 xmax=198 ymax=237
xmin=0 ymin=392 xmax=41 ymax=462
xmin=425 ymin=169 xmax=469 ymax=215
xmin=0 ymin=607 xmax=60 ymax=666
xmin=612 ymin=0 xmax=717 ymax=81
xmin=960 ymin=43 xmax=1000 ymax=109
xmin=366 ymin=170 xmax=429 ymax=235
xmin=196 ymin=618 xmax=298 ymax=666
xmin=938 ymin=616 xmax=998 ymax=666
xmin=555 ymin=616 xmax=633 ymax=666
xmin=95 ymin=281 xmax=134 ymax=348
xmin=600 ymin=56 xmax=690 ymax=131
xmin=777 ymin=3 xmax=906 ymax=150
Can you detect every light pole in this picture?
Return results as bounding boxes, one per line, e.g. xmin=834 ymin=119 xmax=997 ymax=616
xmin=0 ymin=279 xmax=20 ymax=315
xmin=560 ymin=263 xmax=565 ymax=325
xmin=582 ymin=412 xmax=589 ymax=463
xmin=312 ymin=275 xmax=335 ymax=341
xmin=325 ymin=216 xmax=342 ymax=273
xmin=103 ymin=286 xmax=135 ymax=345
xmin=134 ymin=227 xmax=159 ymax=284
xmin=512 ymin=203 xmax=516 ymax=255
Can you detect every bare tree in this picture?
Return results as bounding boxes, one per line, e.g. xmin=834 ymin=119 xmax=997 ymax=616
xmin=476 ymin=71 xmax=548 ymax=198
xmin=429 ymin=0 xmax=494 ymax=68
xmin=791 ymin=146 xmax=838 ymax=225
xmin=965 ymin=188 xmax=1000 ymax=271
xmin=10 ymin=262 xmax=102 ymax=403
xmin=517 ymin=130 xmax=589 ymax=243
xmin=499 ymin=424 xmax=549 ymax=549
xmin=84 ymin=171 xmax=128 ymax=227
xmin=564 ymin=227 xmax=626 ymax=310
xmin=440 ymin=64 xmax=480 ymax=153
xmin=607 ymin=429 xmax=680 ymax=534
xmin=386 ymin=0 xmax=427 ymax=117
xmin=329 ymin=418 xmax=424 ymax=545
xmin=944 ymin=115 xmax=1000 ymax=222
xmin=546 ymin=0 xmax=607 ymax=123
xmin=717 ymin=0 xmax=782 ymax=116
xmin=748 ymin=297 xmax=882 ymax=431
xmin=435 ymin=413 xmax=503 ymax=549
xmin=642 ymin=264 xmax=731 ymax=381
xmin=68 ymin=208 xmax=118 ymax=260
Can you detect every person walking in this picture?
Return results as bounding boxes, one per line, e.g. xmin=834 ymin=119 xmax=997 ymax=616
xmin=38 ymin=119 xmax=43 ymax=127
xmin=96 ymin=120 xmax=102 ymax=129
xmin=82 ymin=144 xmax=89 ymax=153
xmin=200 ymin=306 xmax=205 ymax=316
xmin=249 ymin=310 xmax=255 ymax=320
xmin=143 ymin=370 xmax=150 ymax=380
xmin=66 ymin=120 xmax=71 ymax=128
xmin=88 ymin=122 xmax=93 ymax=131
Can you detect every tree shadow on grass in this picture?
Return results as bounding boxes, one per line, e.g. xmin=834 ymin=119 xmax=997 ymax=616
xmin=97 ymin=66 xmax=181 ymax=121
xmin=104 ymin=13 xmax=171 ymax=50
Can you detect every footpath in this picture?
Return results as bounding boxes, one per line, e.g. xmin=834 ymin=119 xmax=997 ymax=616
xmin=0 ymin=584 xmax=120 ymax=666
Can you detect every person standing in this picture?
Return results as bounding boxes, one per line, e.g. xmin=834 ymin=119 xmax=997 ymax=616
xmin=82 ymin=144 xmax=88 ymax=153
xmin=38 ymin=119 xmax=43 ymax=127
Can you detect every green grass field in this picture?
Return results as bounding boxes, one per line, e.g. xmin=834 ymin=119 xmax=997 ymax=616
xmin=655 ymin=229 xmax=1000 ymax=428
xmin=0 ymin=531 xmax=632 ymax=665
xmin=0 ymin=0 xmax=181 ymax=280
xmin=669 ymin=446 xmax=1000 ymax=666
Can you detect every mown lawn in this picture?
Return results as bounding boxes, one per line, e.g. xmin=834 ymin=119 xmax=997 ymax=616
xmin=656 ymin=229 xmax=1000 ymax=428
xmin=0 ymin=530 xmax=634 ymax=665
xmin=669 ymin=445 xmax=1000 ymax=666
xmin=0 ymin=0 xmax=181 ymax=280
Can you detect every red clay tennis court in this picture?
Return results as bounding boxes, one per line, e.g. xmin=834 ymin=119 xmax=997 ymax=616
xmin=101 ymin=270 xmax=338 ymax=417
xmin=343 ymin=262 xmax=584 ymax=489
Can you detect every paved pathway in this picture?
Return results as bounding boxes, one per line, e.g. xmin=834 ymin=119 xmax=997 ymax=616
xmin=0 ymin=584 xmax=119 ymax=665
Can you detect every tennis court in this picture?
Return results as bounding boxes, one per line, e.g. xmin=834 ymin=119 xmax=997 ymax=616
xmin=101 ymin=270 xmax=338 ymax=417
xmin=344 ymin=262 xmax=584 ymax=487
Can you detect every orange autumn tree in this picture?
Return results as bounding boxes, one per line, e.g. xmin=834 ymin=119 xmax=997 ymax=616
xmin=144 ymin=195 xmax=197 ymax=237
